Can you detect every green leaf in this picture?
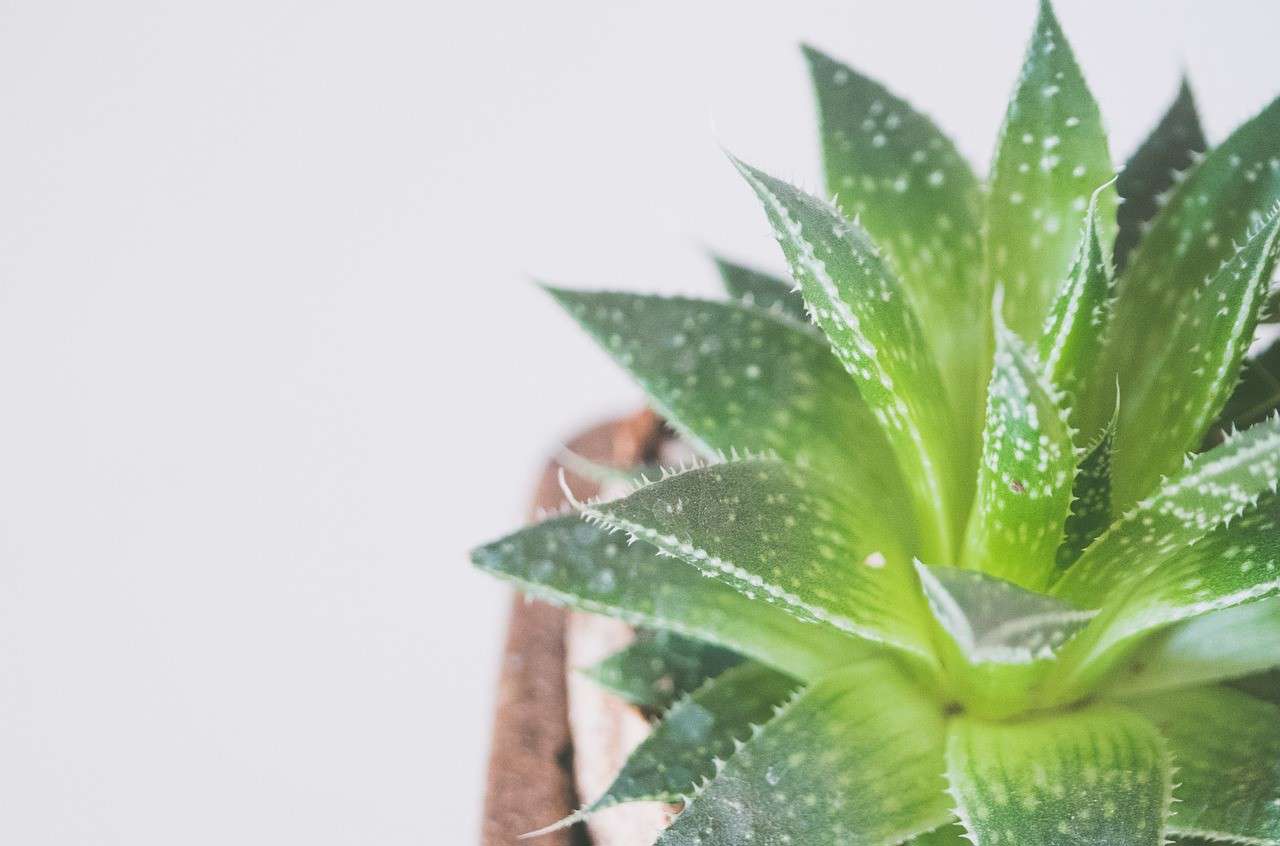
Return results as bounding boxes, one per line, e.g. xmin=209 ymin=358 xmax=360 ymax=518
xmin=1107 ymin=93 xmax=1280 ymax=483
xmin=804 ymin=44 xmax=987 ymax=444
xmin=471 ymin=515 xmax=867 ymax=680
xmin=1125 ymin=686 xmax=1280 ymax=845
xmin=1057 ymin=408 xmax=1116 ymax=569
xmin=543 ymin=662 xmax=796 ymax=834
xmin=1046 ymin=494 xmax=1280 ymax=703
xmin=1114 ymin=77 xmax=1208 ymax=274
xmin=946 ymin=704 xmax=1171 ymax=846
xmin=1217 ymin=337 xmax=1280 ymax=434
xmin=711 ymin=255 xmax=807 ymax=323
xmin=1039 ymin=185 xmax=1117 ymax=436
xmin=908 ymin=823 xmax=970 ymax=845
xmin=1052 ymin=415 xmax=1280 ymax=607
xmin=1107 ymin=597 xmax=1280 ymax=697
xmin=1112 ymin=213 xmax=1280 ymax=507
xmin=915 ymin=563 xmax=1095 ymax=718
xmin=731 ymin=156 xmax=964 ymax=563
xmin=960 ymin=312 xmax=1075 ymax=589
xmin=1232 ymin=669 xmax=1280 ymax=706
xmin=577 ymin=457 xmax=935 ymax=664
xmin=988 ymin=0 xmax=1117 ymax=342
xmin=546 ymin=289 xmax=917 ymax=538
xmin=581 ymin=630 xmax=743 ymax=710
xmin=917 ymin=564 xmax=1095 ymax=666
xmin=659 ymin=661 xmax=951 ymax=846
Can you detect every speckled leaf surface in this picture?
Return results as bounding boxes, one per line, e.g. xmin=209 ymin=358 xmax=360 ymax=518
xmin=1057 ymin=412 xmax=1115 ymax=569
xmin=1218 ymin=337 xmax=1280 ymax=434
xmin=946 ymin=705 xmax=1171 ymax=846
xmin=581 ymin=630 xmax=743 ymax=710
xmin=472 ymin=516 xmax=866 ymax=680
xmin=578 ymin=457 xmax=934 ymax=662
xmin=916 ymin=564 xmax=1095 ymax=666
xmin=988 ymin=0 xmax=1116 ymax=342
xmin=659 ymin=662 xmax=951 ymax=846
xmin=712 ymin=255 xmax=807 ymax=323
xmin=1108 ymin=95 xmax=1280 ymax=461
xmin=580 ymin=662 xmax=796 ymax=818
xmin=916 ymin=563 xmax=1095 ymax=718
xmin=1108 ymin=597 xmax=1280 ymax=697
xmin=1047 ymin=495 xmax=1280 ymax=701
xmin=805 ymin=44 xmax=987 ymax=441
xmin=732 ymin=157 xmax=964 ymax=563
xmin=1039 ymin=189 xmax=1115 ymax=436
xmin=1112 ymin=214 xmax=1280 ymax=507
xmin=1126 ymin=687 xmax=1280 ymax=845
xmin=1113 ymin=79 xmax=1208 ymax=274
xmin=546 ymin=288 xmax=916 ymax=535
xmin=1052 ymin=416 xmax=1280 ymax=607
xmin=961 ymin=315 xmax=1074 ymax=589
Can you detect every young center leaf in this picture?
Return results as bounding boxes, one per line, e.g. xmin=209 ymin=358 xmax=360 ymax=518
xmin=1111 ymin=212 xmax=1280 ymax=507
xmin=711 ymin=255 xmax=807 ymax=323
xmin=1113 ymin=78 xmax=1208 ymax=274
xmin=731 ymin=156 xmax=965 ymax=563
xmin=472 ymin=516 xmax=868 ymax=680
xmin=575 ymin=457 xmax=936 ymax=664
xmin=546 ymin=289 xmax=917 ymax=543
xmin=946 ymin=705 xmax=1172 ymax=846
xmin=961 ymin=312 xmax=1075 ymax=590
xmin=659 ymin=662 xmax=952 ymax=846
xmin=1126 ymin=687 xmax=1280 ymax=845
xmin=988 ymin=0 xmax=1116 ymax=342
xmin=804 ymin=44 xmax=987 ymax=444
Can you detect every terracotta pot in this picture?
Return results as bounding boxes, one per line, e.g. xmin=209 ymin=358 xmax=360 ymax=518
xmin=480 ymin=411 xmax=674 ymax=846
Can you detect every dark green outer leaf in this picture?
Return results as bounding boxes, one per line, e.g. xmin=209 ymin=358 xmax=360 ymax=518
xmin=988 ymin=0 xmax=1117 ymax=343
xmin=711 ymin=255 xmax=807 ymax=323
xmin=659 ymin=661 xmax=952 ymax=846
xmin=1233 ymin=669 xmax=1280 ymax=706
xmin=805 ymin=44 xmax=987 ymax=453
xmin=582 ymin=662 xmax=796 ymax=816
xmin=578 ymin=457 xmax=935 ymax=663
xmin=471 ymin=516 xmax=868 ymax=680
xmin=1217 ymin=336 xmax=1280 ymax=434
xmin=1112 ymin=214 xmax=1280 ymax=507
xmin=1057 ymin=410 xmax=1115 ymax=569
xmin=946 ymin=704 xmax=1171 ymax=846
xmin=731 ymin=157 xmax=965 ymax=563
xmin=581 ymin=630 xmax=743 ymax=710
xmin=1106 ymin=94 xmax=1280 ymax=471
xmin=1126 ymin=687 xmax=1280 ymax=845
xmin=546 ymin=289 xmax=917 ymax=545
xmin=1114 ymin=78 xmax=1208 ymax=274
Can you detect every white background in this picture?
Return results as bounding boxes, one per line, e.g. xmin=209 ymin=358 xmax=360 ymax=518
xmin=1 ymin=1 xmax=1277 ymax=843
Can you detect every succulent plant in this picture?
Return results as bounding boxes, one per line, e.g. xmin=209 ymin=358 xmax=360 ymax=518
xmin=473 ymin=2 xmax=1280 ymax=843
